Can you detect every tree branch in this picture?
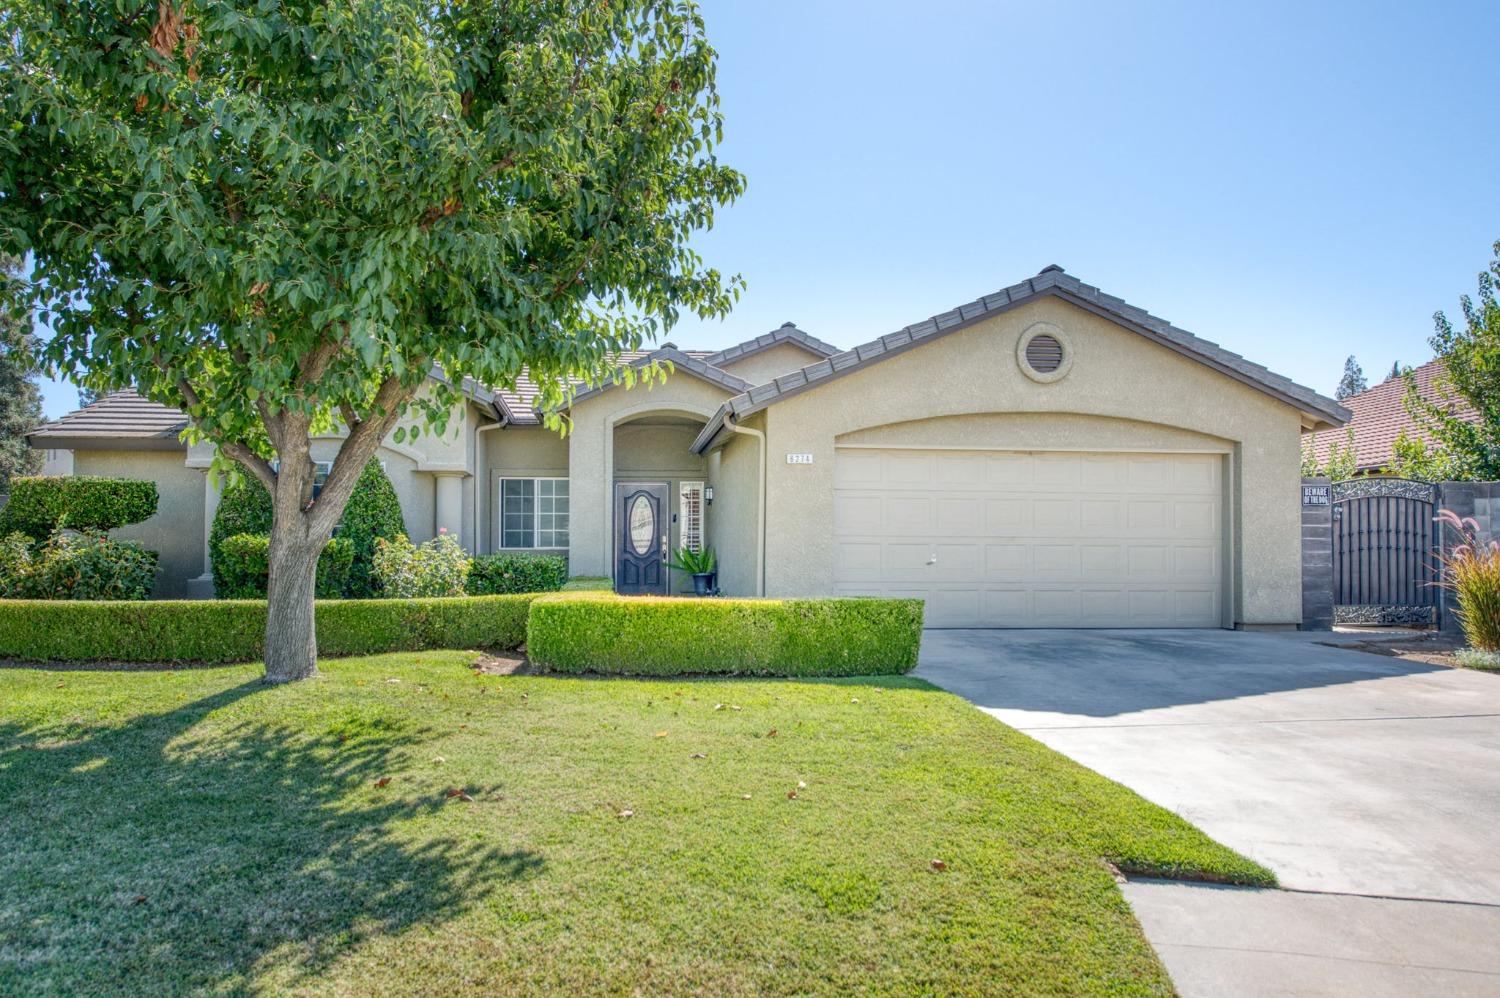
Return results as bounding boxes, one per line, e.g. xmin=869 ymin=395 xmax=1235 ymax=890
xmin=221 ymin=441 xmax=277 ymax=493
xmin=308 ymin=373 xmax=415 ymax=536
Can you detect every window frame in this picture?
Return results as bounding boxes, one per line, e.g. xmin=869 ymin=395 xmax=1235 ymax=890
xmin=498 ymin=476 xmax=570 ymax=550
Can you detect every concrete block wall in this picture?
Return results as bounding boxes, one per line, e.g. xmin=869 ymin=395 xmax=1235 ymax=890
xmin=1300 ymin=477 xmax=1334 ymax=630
xmin=1434 ymin=481 xmax=1500 ymax=634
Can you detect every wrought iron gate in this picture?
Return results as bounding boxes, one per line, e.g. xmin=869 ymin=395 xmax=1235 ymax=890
xmin=1331 ymin=478 xmax=1439 ymax=625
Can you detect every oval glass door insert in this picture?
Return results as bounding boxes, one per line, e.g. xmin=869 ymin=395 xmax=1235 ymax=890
xmin=628 ymin=495 xmax=655 ymax=555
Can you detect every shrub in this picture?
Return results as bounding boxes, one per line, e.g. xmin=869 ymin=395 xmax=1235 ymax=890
xmin=209 ymin=459 xmax=404 ymax=598
xmin=527 ymin=593 xmax=924 ymax=677
xmin=1435 ymin=508 xmax=1500 ymax=651
xmin=468 ymin=552 xmax=568 ymax=595
xmin=0 ymin=529 xmax=158 ymax=600
xmin=339 ymin=461 xmax=407 ymax=598
xmin=0 ymin=593 xmax=537 ymax=663
xmin=0 ymin=476 xmax=157 ymax=539
xmin=372 ymin=531 xmax=470 ymax=598
xmin=214 ymin=534 xmax=354 ymax=599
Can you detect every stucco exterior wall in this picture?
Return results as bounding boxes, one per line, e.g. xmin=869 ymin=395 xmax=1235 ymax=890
xmin=715 ymin=342 xmax=827 ymax=387
xmin=483 ymin=424 xmax=569 ymax=554
xmin=756 ymin=297 xmax=1305 ymax=625
xmin=567 ymin=376 xmax=731 ymax=578
xmin=704 ymin=413 xmax=765 ymax=596
xmin=72 ymin=449 xmax=205 ymax=599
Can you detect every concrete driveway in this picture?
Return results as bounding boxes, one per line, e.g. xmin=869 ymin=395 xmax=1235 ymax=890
xmin=916 ymin=629 xmax=1500 ymax=996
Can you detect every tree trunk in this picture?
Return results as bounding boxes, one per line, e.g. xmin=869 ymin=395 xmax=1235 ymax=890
xmin=263 ymin=527 xmax=323 ymax=683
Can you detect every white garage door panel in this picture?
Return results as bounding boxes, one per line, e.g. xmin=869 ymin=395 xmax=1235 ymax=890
xmin=833 ymin=448 xmax=1224 ymax=628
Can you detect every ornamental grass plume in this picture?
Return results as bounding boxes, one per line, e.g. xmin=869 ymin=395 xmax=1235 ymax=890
xmin=1434 ymin=508 xmax=1500 ymax=651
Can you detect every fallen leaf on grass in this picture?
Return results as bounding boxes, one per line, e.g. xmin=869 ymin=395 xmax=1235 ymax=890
xmin=930 ymin=859 xmax=948 ymax=872
xmin=850 ymin=698 xmax=860 ymax=704
xmin=374 ymin=776 xmax=392 ymax=789
xmin=690 ymin=753 xmax=708 ymax=759
xmin=432 ymin=756 xmax=446 ymax=764
xmin=797 ymin=780 xmax=807 ymax=789
xmin=731 ymin=705 xmax=743 ymax=711
xmin=444 ymin=788 xmax=474 ymax=802
xmin=786 ymin=790 xmax=798 ymax=800
xmin=386 ymin=678 xmax=402 ymax=684
xmin=617 ymin=809 xmax=634 ymax=819
xmin=653 ymin=731 xmax=668 ymax=739
xmin=765 ymin=729 xmax=777 ymax=738
xmin=740 ymin=794 xmax=752 ymax=800
xmin=132 ymin=895 xmax=147 ymax=905
xmin=714 ymin=703 xmax=725 ymax=711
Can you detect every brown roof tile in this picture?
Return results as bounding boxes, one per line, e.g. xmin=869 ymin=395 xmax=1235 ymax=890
xmin=1304 ymin=359 xmax=1478 ymax=471
xmin=27 ymin=389 xmax=188 ymax=445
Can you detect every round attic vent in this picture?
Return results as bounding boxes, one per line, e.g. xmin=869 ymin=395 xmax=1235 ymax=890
xmin=1025 ymin=334 xmax=1064 ymax=373
xmin=1016 ymin=323 xmax=1072 ymax=383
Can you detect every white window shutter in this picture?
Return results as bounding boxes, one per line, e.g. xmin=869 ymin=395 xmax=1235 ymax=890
xmin=679 ymin=481 xmax=704 ymax=554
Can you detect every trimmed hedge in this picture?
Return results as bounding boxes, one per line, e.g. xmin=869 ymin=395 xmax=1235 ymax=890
xmin=214 ymin=534 xmax=354 ymax=599
xmin=527 ymin=593 xmax=924 ymax=676
xmin=1 ymin=476 xmax=158 ymax=538
xmin=468 ymin=553 xmax=569 ymax=595
xmin=0 ymin=594 xmax=536 ymax=664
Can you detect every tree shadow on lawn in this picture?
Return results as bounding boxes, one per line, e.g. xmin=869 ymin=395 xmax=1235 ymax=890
xmin=0 ymin=680 xmax=543 ymax=996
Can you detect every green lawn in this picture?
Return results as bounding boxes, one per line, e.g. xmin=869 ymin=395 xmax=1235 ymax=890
xmin=0 ymin=653 xmax=1271 ymax=996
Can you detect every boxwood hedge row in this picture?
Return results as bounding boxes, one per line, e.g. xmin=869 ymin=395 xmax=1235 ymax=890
xmin=527 ymin=593 xmax=924 ymax=677
xmin=0 ymin=593 xmax=536 ymax=664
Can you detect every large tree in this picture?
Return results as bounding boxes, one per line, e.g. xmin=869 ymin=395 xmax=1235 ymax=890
xmin=0 ymin=255 xmax=45 ymax=492
xmin=1335 ymin=355 xmax=1367 ymax=400
xmin=1404 ymin=241 xmax=1500 ymax=480
xmin=2 ymin=1 xmax=743 ymax=681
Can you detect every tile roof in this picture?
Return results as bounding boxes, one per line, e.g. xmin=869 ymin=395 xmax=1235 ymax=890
xmin=705 ymin=323 xmax=840 ymax=367
xmin=692 ymin=266 xmax=1352 ymax=455
xmin=494 ymin=348 xmax=717 ymax=426
xmin=26 ymin=389 xmax=189 ymax=447
xmin=1303 ymin=359 xmax=1477 ymax=471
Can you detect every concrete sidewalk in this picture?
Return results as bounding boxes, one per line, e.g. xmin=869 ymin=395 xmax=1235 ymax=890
xmin=915 ymin=629 xmax=1500 ymax=996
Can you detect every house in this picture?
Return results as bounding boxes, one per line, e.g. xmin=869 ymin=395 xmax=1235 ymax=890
xmin=1302 ymin=359 xmax=1477 ymax=475
xmin=26 ymin=266 xmax=1349 ymax=628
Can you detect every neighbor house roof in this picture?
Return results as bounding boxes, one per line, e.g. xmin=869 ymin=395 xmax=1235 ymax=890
xmin=692 ymin=266 xmax=1351 ymax=454
xmin=25 ymin=389 xmax=190 ymax=450
xmin=1303 ymin=359 xmax=1477 ymax=472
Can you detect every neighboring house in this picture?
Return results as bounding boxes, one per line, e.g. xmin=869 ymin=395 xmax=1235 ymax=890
xmin=26 ymin=266 xmax=1348 ymax=628
xmin=1303 ymin=359 xmax=1479 ymax=475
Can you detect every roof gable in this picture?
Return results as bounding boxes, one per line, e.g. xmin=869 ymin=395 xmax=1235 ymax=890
xmin=705 ymin=323 xmax=840 ymax=368
xmin=26 ymin=389 xmax=189 ymax=450
xmin=693 ymin=267 xmax=1350 ymax=454
xmin=566 ymin=346 xmax=753 ymax=408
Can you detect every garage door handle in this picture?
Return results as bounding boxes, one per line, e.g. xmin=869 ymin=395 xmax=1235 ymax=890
xmin=926 ymin=555 xmax=937 ymax=565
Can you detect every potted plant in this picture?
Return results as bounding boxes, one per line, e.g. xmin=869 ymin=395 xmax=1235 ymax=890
xmin=667 ymin=545 xmax=718 ymax=596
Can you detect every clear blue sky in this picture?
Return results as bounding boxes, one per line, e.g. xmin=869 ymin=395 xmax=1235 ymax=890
xmin=36 ymin=0 xmax=1500 ymax=419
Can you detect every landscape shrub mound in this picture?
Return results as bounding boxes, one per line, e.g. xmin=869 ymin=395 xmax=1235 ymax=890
xmin=0 ymin=476 xmax=157 ymax=538
xmin=0 ymin=593 xmax=535 ymax=663
xmin=0 ymin=530 xmax=158 ymax=600
xmin=372 ymin=532 xmax=470 ymax=598
xmin=468 ymin=553 xmax=568 ymax=595
xmin=214 ymin=535 xmax=354 ymax=599
xmin=527 ymin=593 xmax=924 ymax=676
xmin=209 ymin=460 xmax=404 ymax=598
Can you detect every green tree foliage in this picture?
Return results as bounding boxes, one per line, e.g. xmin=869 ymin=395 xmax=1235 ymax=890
xmin=1301 ymin=427 xmax=1359 ymax=480
xmin=1404 ymin=241 xmax=1500 ymax=480
xmin=210 ymin=458 xmax=403 ymax=598
xmin=1388 ymin=361 xmax=1404 ymax=382
xmin=2 ymin=1 xmax=742 ymax=680
xmin=1335 ymin=355 xmax=1368 ymax=400
xmin=1384 ymin=429 xmax=1456 ymax=482
xmin=0 ymin=255 xmax=43 ymax=492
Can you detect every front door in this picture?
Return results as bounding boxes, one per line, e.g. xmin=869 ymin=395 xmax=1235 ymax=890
xmin=614 ymin=482 xmax=669 ymax=595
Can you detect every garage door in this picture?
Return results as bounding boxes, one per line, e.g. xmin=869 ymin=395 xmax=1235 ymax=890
xmin=833 ymin=448 xmax=1224 ymax=627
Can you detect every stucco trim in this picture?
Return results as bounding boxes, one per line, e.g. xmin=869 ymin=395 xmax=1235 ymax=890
xmin=691 ymin=267 xmax=1351 ymax=454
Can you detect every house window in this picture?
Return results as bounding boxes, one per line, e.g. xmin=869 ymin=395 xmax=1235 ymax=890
xmin=500 ymin=478 xmax=569 ymax=549
xmin=679 ymin=481 xmax=704 ymax=554
xmin=269 ymin=460 xmax=333 ymax=498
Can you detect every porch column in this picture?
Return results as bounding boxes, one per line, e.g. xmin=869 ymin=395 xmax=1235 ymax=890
xmin=433 ymin=471 xmax=465 ymax=544
xmin=185 ymin=469 xmax=221 ymax=599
